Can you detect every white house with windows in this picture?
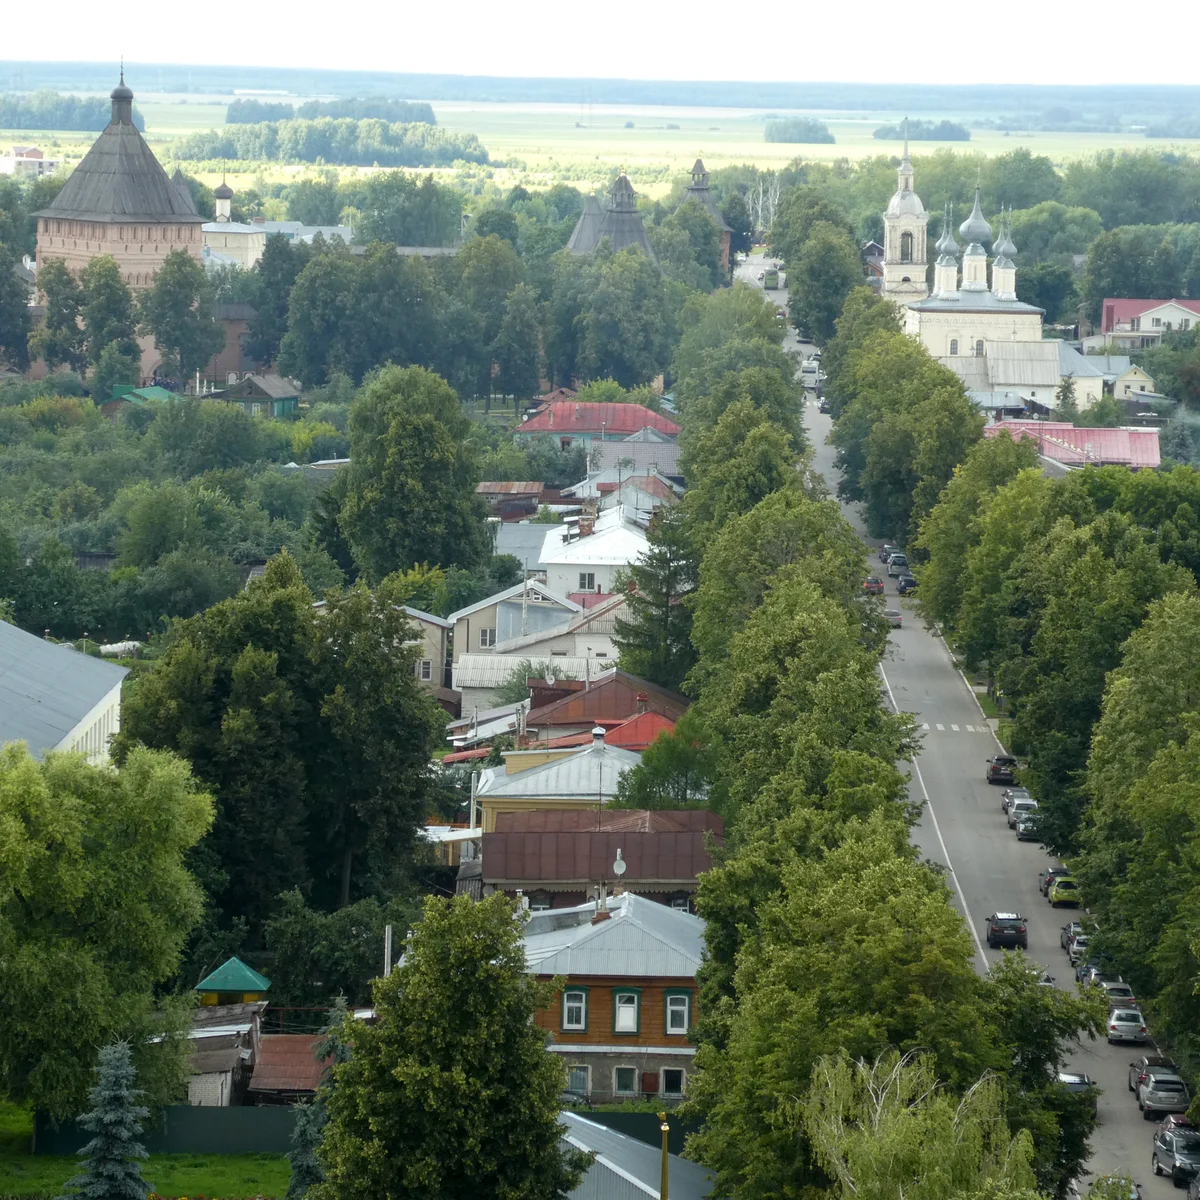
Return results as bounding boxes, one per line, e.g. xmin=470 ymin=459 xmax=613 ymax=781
xmin=401 ymin=605 xmax=452 ymax=691
xmin=447 ymin=581 xmax=580 ymax=666
xmin=538 ymin=507 xmax=650 ymax=598
xmin=523 ymin=892 xmax=703 ymax=1104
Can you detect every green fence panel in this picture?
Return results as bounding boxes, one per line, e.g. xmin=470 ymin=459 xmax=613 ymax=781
xmin=35 ymin=1105 xmax=298 ymax=1156
xmin=571 ymin=1111 xmax=700 ymax=1158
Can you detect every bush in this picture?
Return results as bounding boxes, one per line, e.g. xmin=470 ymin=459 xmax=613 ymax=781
xmin=764 ymin=118 xmax=834 ymax=144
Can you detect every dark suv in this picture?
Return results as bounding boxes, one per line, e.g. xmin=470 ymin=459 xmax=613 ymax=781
xmin=987 ymin=755 xmax=1018 ymax=785
xmin=1154 ymin=1124 xmax=1200 ymax=1185
xmin=986 ymin=912 xmax=1028 ymax=949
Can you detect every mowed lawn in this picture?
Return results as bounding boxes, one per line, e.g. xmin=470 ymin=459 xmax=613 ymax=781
xmin=0 ymin=1101 xmax=290 ymax=1199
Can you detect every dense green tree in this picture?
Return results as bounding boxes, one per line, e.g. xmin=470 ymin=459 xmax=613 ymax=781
xmin=0 ymin=746 xmax=211 ymax=1119
xmin=114 ymin=555 xmax=444 ymax=927
xmin=139 ymin=249 xmax=224 ymax=379
xmin=1017 ymin=261 xmax=1077 ymax=322
xmin=0 ymin=244 xmax=31 ymax=371
xmin=29 ymin=257 xmax=85 ymax=371
xmin=245 ymin=234 xmax=311 ymax=366
xmin=456 ymin=233 xmax=524 ymax=346
xmin=277 ymin=249 xmax=358 ymax=385
xmin=611 ymin=710 xmax=717 ymax=809
xmin=665 ymin=199 xmax=724 ymax=288
xmin=981 ymin=148 xmax=1063 ymax=210
xmin=80 ymin=255 xmax=139 ymax=367
xmin=491 ymin=282 xmax=542 ymax=402
xmin=61 ymin=1041 xmax=152 ymax=1200
xmin=1006 ymin=202 xmax=1103 ymax=265
xmin=790 ymin=221 xmax=865 ymax=344
xmin=769 ymin=185 xmax=854 ymax=264
xmin=312 ymin=895 xmax=590 ymax=1200
xmin=820 ymin=287 xmax=902 ymax=420
xmin=338 ymin=366 xmax=490 ymax=581
xmin=721 ymin=192 xmax=753 ymax=254
xmin=92 ymin=341 xmax=140 ymax=401
xmin=472 ymin=206 xmax=519 ymax=245
xmin=674 ymin=282 xmax=783 ymax=384
xmin=354 ymin=171 xmax=462 ymax=246
xmin=612 ymin=507 xmax=697 ymax=691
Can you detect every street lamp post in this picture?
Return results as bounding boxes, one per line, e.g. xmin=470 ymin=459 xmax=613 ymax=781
xmin=658 ymin=1111 xmax=669 ymax=1200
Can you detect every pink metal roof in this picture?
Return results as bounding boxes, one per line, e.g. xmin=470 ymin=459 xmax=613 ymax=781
xmin=1101 ymin=297 xmax=1200 ymax=332
xmin=518 ymin=402 xmax=681 ymax=438
xmin=983 ymin=420 xmax=1160 ymax=468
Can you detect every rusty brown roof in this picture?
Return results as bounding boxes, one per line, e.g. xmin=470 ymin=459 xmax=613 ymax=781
xmin=248 ymin=1034 xmax=328 ymax=1094
xmin=483 ymin=826 xmax=717 ymax=888
xmin=476 ymin=481 xmax=545 ymax=497
xmin=526 ymin=669 xmax=689 ymax=728
xmin=494 ymin=808 xmax=720 ymax=834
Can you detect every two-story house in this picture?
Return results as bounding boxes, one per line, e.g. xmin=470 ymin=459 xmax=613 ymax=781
xmin=523 ymin=892 xmax=702 ymax=1103
xmin=539 ymin=507 xmax=650 ymax=598
xmin=514 ymin=401 xmax=680 ymax=451
xmin=1088 ymin=298 xmax=1200 ymax=351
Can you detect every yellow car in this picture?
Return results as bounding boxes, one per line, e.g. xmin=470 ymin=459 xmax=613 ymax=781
xmin=1049 ymin=876 xmax=1082 ymax=907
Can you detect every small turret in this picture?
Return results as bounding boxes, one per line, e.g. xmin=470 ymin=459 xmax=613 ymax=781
xmin=110 ymin=67 xmax=134 ymax=127
xmin=991 ymin=207 xmax=1018 ymax=300
xmin=933 ymin=204 xmax=959 ymax=298
xmin=214 ymin=172 xmax=233 ymax=223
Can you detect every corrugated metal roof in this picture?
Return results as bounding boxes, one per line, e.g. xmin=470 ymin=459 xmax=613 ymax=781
xmin=453 ymin=654 xmax=605 ymax=690
xmin=401 ymin=605 xmax=453 ymax=630
xmin=983 ymin=341 xmax=1062 ymax=387
xmin=476 ymin=740 xmax=641 ymax=800
xmin=562 ymin=1111 xmax=713 ymax=1200
xmin=527 ymin=669 xmax=689 ymax=729
xmin=519 ymin=403 xmax=681 ymax=438
xmin=248 ymin=1035 xmax=327 ymax=1093
xmin=476 ymin=481 xmax=545 ymax=496
xmin=484 ymin=827 xmax=717 ymax=887
xmin=522 ymin=892 xmax=704 ymax=978
xmin=0 ymin=622 xmax=127 ymax=757
xmin=530 ymin=711 xmax=676 ymax=752
xmin=1101 ymin=297 xmax=1200 ymax=332
xmin=447 ymin=580 xmax=579 ymax=624
xmin=983 ymin=420 xmax=1161 ymax=469
xmin=496 ymin=808 xmax=718 ymax=834
xmin=589 ymin=441 xmax=683 ymax=476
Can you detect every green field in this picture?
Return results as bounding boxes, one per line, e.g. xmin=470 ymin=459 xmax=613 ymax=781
xmin=8 ymin=92 xmax=1200 ymax=199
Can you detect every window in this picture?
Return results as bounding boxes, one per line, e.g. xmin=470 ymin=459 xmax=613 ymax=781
xmin=1139 ymin=384 xmax=1146 ymax=392
xmin=975 ymin=340 xmax=985 ymax=358
xmin=949 ymin=339 xmax=958 ymax=356
xmin=562 ymin=990 xmax=588 ymax=1031
xmin=567 ymin=1066 xmax=589 ymax=1096
xmin=900 ymin=231 xmax=913 ymax=263
xmin=417 ymin=660 xmax=432 ymax=681
xmin=665 ymin=990 xmax=692 ymax=1035
xmin=614 ymin=1066 xmax=637 ymax=1095
xmin=1131 ymin=317 xmax=1141 ymax=331
xmin=1153 ymin=317 xmax=1162 ymax=328
xmin=662 ymin=1068 xmax=685 ymax=1096
xmin=579 ymin=572 xmax=596 ymax=591
xmin=560 ymin=437 xmax=573 ymax=450
xmin=479 ymin=628 xmax=496 ymax=648
xmin=670 ymin=895 xmax=691 ymax=912
xmin=613 ymin=990 xmax=641 ymax=1034
xmin=529 ymin=890 xmax=552 ymax=911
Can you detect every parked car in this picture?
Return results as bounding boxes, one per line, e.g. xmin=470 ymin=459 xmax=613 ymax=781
xmin=987 ymin=755 xmax=1019 ymax=784
xmin=1049 ymin=876 xmax=1081 ymax=907
xmin=863 ymin=576 xmax=885 ymax=595
xmin=1060 ymin=921 xmax=1083 ymax=950
xmin=818 ymin=398 xmax=831 ymax=414
xmin=1130 ymin=1056 xmax=1182 ymax=1093
xmin=897 ymin=574 xmax=918 ymax=595
xmin=1076 ymin=958 xmax=1105 ymax=983
xmin=1057 ymin=1071 xmax=1099 ymax=1113
xmin=1002 ymin=786 xmax=1031 ymax=814
xmin=985 ymin=912 xmax=1028 ymax=949
xmin=1015 ymin=814 xmax=1040 ymax=841
xmin=879 ymin=544 xmax=899 ymax=563
xmin=1108 ymin=1007 xmax=1150 ymax=1044
xmin=1100 ymin=981 xmax=1138 ymax=1007
xmin=1041 ymin=864 xmax=1071 ymax=895
xmin=1141 ymin=1073 xmax=1191 ymax=1120
xmin=885 ymin=609 xmax=902 ymax=628
xmin=1067 ymin=935 xmax=1091 ymax=965
xmin=1007 ymin=798 xmax=1039 ymax=829
xmin=1153 ymin=1124 xmax=1200 ymax=1184
xmin=887 ymin=553 xmax=909 ymax=577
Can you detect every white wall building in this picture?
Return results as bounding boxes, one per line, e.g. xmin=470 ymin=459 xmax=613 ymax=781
xmin=881 ymin=125 xmax=930 ymax=303
xmin=539 ymin=507 xmax=650 ymax=598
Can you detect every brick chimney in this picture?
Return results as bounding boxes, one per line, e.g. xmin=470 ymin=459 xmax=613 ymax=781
xmin=636 ymin=691 xmax=649 ymax=715
xmin=578 ymin=516 xmax=595 ymax=537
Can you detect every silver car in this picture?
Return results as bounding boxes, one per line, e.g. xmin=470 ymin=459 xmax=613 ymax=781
xmin=1008 ymin=798 xmax=1039 ymax=829
xmin=1100 ymin=981 xmax=1138 ymax=1008
xmin=887 ymin=553 xmax=909 ymax=577
xmin=1108 ymin=1008 xmax=1149 ymax=1044
xmin=1141 ymin=1073 xmax=1190 ymax=1120
xmin=1002 ymin=787 xmax=1031 ymax=814
xmin=1067 ymin=935 xmax=1090 ymax=965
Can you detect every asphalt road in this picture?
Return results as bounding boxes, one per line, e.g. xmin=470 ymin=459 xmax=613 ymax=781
xmin=732 ymin=249 xmax=1165 ymax=1193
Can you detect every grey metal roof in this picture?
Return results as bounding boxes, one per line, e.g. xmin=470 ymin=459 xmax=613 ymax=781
xmin=447 ymin=580 xmax=577 ymax=624
xmin=563 ymin=1111 xmax=713 ymax=1200
xmin=454 ymin=653 xmax=608 ymax=691
xmin=0 ymin=622 xmax=127 ymax=757
xmin=402 ymin=605 xmax=453 ymax=630
xmin=39 ymin=84 xmax=205 ymax=224
xmin=589 ymin=440 xmax=683 ymax=476
xmin=907 ymin=290 xmax=1044 ymax=315
xmin=171 ymin=168 xmax=200 ymax=216
xmin=567 ymin=194 xmax=605 ymax=254
xmin=477 ymin=739 xmax=642 ymax=801
xmin=523 ymin=892 xmax=705 ymax=978
xmin=495 ymin=523 xmax=556 ymax=570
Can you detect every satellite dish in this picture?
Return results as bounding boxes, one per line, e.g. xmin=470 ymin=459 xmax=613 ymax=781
xmin=613 ymin=848 xmax=626 ymax=877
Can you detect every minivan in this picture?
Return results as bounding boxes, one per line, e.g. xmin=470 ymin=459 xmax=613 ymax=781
xmin=887 ymin=553 xmax=909 ymax=577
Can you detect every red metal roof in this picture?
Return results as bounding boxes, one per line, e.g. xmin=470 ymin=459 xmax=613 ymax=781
xmin=532 ymin=711 xmax=675 ymax=752
xmin=567 ymin=591 xmax=618 ymax=608
xmin=1101 ymin=297 xmax=1200 ymax=332
xmin=248 ymin=1035 xmax=328 ymax=1093
xmin=443 ymin=747 xmax=491 ymax=764
xmin=984 ymin=420 xmax=1160 ymax=469
xmin=518 ymin=402 xmax=681 ymax=438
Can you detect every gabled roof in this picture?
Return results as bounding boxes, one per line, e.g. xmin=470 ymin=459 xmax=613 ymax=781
xmin=230 ymin=374 xmax=300 ymax=401
xmin=497 ymin=807 xmax=714 ymax=833
xmin=522 ymin=891 xmax=704 ymax=978
xmin=402 ymin=605 xmax=453 ymax=630
xmin=38 ymin=80 xmax=205 ymax=224
xmin=589 ymin=440 xmax=683 ymax=477
xmin=447 ymin=580 xmax=580 ymax=623
xmin=0 ymin=621 xmax=127 ymax=758
xmin=476 ymin=738 xmax=642 ymax=801
xmin=453 ymin=654 xmax=607 ymax=691
xmin=518 ymin=402 xmax=681 ymax=439
xmin=526 ymin=667 xmax=690 ymax=728
xmin=983 ymin=420 xmax=1161 ymax=469
xmin=1085 ymin=354 xmax=1137 ymax=378
xmin=248 ymin=1035 xmax=327 ymax=1094
xmin=195 ymin=956 xmax=271 ymax=993
xmin=1101 ymin=297 xmax=1200 ymax=332
xmin=539 ymin=507 xmax=650 ymax=568
xmin=494 ymin=594 xmax=627 ymax=654
xmin=530 ymin=710 xmax=676 ymax=752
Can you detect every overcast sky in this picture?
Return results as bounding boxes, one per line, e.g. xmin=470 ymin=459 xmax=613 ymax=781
xmin=4 ymin=0 xmax=1192 ymax=87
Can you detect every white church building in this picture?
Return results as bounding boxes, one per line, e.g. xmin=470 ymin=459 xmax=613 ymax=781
xmin=881 ymin=141 xmax=1102 ymax=410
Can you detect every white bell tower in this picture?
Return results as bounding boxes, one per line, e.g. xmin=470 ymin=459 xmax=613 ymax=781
xmin=881 ymin=120 xmax=929 ymax=301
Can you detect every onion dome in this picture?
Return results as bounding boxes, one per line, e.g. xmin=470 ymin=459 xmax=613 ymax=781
xmin=111 ymin=72 xmax=133 ymax=104
xmin=958 ymin=186 xmax=992 ymax=247
xmin=214 ymin=180 xmax=234 ymax=200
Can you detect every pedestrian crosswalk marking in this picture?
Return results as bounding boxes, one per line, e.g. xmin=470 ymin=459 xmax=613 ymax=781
xmin=951 ymin=724 xmax=960 ymax=731
xmin=965 ymin=724 xmax=975 ymax=732
xmin=936 ymin=723 xmax=945 ymax=731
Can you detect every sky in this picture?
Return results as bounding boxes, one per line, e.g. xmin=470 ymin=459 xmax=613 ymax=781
xmin=3 ymin=0 xmax=1193 ymax=87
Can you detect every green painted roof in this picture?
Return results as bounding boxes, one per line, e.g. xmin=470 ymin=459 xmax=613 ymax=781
xmin=194 ymin=956 xmax=271 ymax=993
xmin=109 ymin=385 xmax=179 ymax=404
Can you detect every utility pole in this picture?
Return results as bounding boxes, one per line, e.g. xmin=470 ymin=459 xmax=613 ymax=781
xmin=659 ymin=1112 xmax=670 ymax=1200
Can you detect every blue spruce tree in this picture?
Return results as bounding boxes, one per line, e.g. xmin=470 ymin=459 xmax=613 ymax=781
xmin=59 ymin=1042 xmax=151 ymax=1200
